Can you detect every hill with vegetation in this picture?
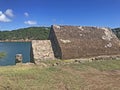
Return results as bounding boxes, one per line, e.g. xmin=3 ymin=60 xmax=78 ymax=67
xmin=112 ymin=28 xmax=120 ymax=39
xmin=0 ymin=27 xmax=120 ymax=41
xmin=0 ymin=27 xmax=50 ymax=41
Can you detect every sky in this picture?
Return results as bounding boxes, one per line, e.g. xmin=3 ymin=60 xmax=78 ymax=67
xmin=0 ymin=0 xmax=120 ymax=30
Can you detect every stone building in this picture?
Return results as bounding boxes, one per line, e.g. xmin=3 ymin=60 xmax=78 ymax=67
xmin=49 ymin=25 xmax=120 ymax=59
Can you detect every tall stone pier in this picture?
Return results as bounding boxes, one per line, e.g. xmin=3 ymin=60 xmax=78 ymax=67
xmin=31 ymin=40 xmax=55 ymax=64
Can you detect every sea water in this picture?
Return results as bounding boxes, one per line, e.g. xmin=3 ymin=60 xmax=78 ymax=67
xmin=0 ymin=42 xmax=31 ymax=66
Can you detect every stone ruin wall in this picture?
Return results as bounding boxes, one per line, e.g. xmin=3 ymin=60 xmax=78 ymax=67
xmin=49 ymin=27 xmax=62 ymax=59
xmin=50 ymin=25 xmax=120 ymax=59
xmin=31 ymin=40 xmax=55 ymax=63
xmin=31 ymin=25 xmax=120 ymax=62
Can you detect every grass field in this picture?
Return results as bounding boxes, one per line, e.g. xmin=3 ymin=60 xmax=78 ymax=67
xmin=0 ymin=60 xmax=120 ymax=90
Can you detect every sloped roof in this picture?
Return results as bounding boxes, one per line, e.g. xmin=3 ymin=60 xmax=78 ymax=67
xmin=50 ymin=25 xmax=120 ymax=59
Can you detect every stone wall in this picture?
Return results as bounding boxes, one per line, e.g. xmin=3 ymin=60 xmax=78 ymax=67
xmin=50 ymin=25 xmax=120 ymax=59
xmin=31 ymin=40 xmax=55 ymax=63
xmin=49 ymin=27 xmax=62 ymax=59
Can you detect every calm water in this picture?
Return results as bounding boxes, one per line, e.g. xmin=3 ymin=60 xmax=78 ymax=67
xmin=0 ymin=42 xmax=31 ymax=66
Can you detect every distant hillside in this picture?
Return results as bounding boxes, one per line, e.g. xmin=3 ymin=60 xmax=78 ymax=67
xmin=0 ymin=27 xmax=119 ymax=41
xmin=0 ymin=27 xmax=50 ymax=41
xmin=112 ymin=28 xmax=120 ymax=39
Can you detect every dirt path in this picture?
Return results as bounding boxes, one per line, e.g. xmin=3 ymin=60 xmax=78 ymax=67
xmin=61 ymin=66 xmax=120 ymax=90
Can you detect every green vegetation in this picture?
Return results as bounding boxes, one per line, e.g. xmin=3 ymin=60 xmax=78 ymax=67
xmin=70 ymin=60 xmax=120 ymax=71
xmin=0 ymin=65 xmax=83 ymax=90
xmin=0 ymin=27 xmax=119 ymax=41
xmin=0 ymin=60 xmax=120 ymax=90
xmin=112 ymin=28 xmax=120 ymax=39
xmin=0 ymin=52 xmax=7 ymax=59
xmin=0 ymin=27 xmax=50 ymax=40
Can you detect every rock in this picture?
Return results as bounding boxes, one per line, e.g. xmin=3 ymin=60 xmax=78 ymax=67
xmin=40 ymin=63 xmax=48 ymax=67
xmin=15 ymin=54 xmax=22 ymax=64
xmin=23 ymin=62 xmax=35 ymax=65
xmin=52 ymin=62 xmax=59 ymax=66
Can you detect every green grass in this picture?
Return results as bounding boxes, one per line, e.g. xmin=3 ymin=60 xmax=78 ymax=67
xmin=42 ymin=59 xmax=120 ymax=71
xmin=0 ymin=52 xmax=7 ymax=59
xmin=0 ymin=60 xmax=120 ymax=90
xmin=0 ymin=65 xmax=84 ymax=90
xmin=82 ymin=60 xmax=120 ymax=71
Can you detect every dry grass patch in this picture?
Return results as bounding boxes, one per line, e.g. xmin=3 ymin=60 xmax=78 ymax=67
xmin=0 ymin=60 xmax=120 ymax=90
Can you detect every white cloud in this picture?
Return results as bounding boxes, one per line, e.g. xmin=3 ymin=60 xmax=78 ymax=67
xmin=0 ymin=11 xmax=11 ymax=22
xmin=5 ymin=9 xmax=14 ymax=17
xmin=24 ymin=20 xmax=37 ymax=25
xmin=24 ymin=12 xmax=29 ymax=17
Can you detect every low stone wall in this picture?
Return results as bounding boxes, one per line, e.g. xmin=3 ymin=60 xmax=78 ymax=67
xmin=31 ymin=40 xmax=55 ymax=63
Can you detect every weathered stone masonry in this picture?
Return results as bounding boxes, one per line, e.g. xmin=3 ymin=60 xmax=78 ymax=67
xmin=31 ymin=25 xmax=120 ymax=61
xmin=49 ymin=25 xmax=120 ymax=59
xmin=31 ymin=40 xmax=55 ymax=63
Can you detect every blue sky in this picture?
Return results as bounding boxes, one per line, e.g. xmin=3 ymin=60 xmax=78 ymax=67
xmin=0 ymin=0 xmax=120 ymax=30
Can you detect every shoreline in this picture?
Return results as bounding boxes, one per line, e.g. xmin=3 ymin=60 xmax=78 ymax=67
xmin=0 ymin=40 xmax=32 ymax=42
